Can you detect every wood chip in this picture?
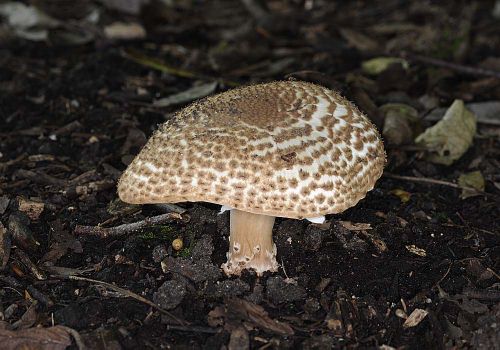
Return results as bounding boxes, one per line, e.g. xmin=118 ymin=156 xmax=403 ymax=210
xmin=403 ymin=308 xmax=428 ymax=328
xmin=405 ymin=245 xmax=427 ymax=257
xmin=17 ymin=197 xmax=44 ymax=221
xmin=339 ymin=221 xmax=372 ymax=231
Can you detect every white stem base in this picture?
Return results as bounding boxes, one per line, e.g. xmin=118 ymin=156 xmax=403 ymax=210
xmin=221 ymin=209 xmax=278 ymax=276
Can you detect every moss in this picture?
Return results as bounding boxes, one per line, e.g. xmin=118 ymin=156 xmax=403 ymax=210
xmin=177 ymin=247 xmax=192 ymax=258
xmin=137 ymin=225 xmax=177 ymax=240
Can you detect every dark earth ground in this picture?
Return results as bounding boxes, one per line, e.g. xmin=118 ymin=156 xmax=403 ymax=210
xmin=0 ymin=1 xmax=499 ymax=349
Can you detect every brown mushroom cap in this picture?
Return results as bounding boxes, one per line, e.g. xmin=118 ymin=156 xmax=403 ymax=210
xmin=117 ymin=81 xmax=385 ymax=218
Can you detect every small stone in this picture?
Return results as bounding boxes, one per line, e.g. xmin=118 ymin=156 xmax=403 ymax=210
xmin=304 ymin=298 xmax=321 ymax=314
xmin=191 ymin=234 xmax=214 ymax=262
xmin=266 ymin=276 xmax=306 ymax=304
xmin=161 ymin=256 xmax=221 ymax=283
xmin=303 ymin=225 xmax=326 ymax=251
xmin=331 ymin=222 xmax=368 ymax=252
xmin=228 ymin=326 xmax=249 ymax=350
xmin=152 ymin=244 xmax=168 ymax=263
xmin=154 ymin=279 xmax=187 ymax=310
xmin=213 ymin=279 xmax=250 ymax=298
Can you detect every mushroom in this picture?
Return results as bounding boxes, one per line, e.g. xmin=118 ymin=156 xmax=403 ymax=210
xmin=117 ymin=81 xmax=386 ymax=276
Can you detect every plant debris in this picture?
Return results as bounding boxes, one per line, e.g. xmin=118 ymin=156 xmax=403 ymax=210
xmin=416 ymin=100 xmax=477 ymax=165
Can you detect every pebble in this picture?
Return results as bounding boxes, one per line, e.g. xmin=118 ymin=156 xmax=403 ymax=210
xmin=212 ymin=279 xmax=250 ymax=298
xmin=266 ymin=276 xmax=306 ymax=304
xmin=152 ymin=244 xmax=168 ymax=263
xmin=153 ymin=279 xmax=187 ymax=310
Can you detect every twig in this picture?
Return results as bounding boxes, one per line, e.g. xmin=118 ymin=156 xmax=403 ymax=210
xmin=440 ymin=223 xmax=497 ymax=236
xmin=385 ymin=173 xmax=462 ymax=188
xmin=433 ymin=262 xmax=452 ymax=289
xmin=74 ymin=212 xmax=186 ymax=238
xmin=15 ymin=169 xmax=66 ymax=187
xmin=384 ymin=173 xmax=494 ymax=197
xmin=15 ymin=249 xmax=47 ymax=280
xmin=61 ymin=326 xmax=87 ymax=350
xmin=67 ymin=275 xmax=187 ymax=326
xmin=0 ymin=153 xmax=27 ymax=172
xmin=165 ymin=324 xmax=219 ymax=334
xmin=239 ymin=0 xmax=273 ymax=24
xmin=26 ymin=285 xmax=54 ymax=307
xmin=487 ymin=267 xmax=500 ymax=281
xmin=122 ymin=49 xmax=239 ymax=87
xmin=403 ymin=52 xmax=500 ymax=79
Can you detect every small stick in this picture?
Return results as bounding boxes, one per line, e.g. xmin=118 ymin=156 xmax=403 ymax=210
xmin=0 ymin=153 xmax=27 ymax=172
xmin=486 ymin=268 xmax=500 ymax=281
xmin=403 ymin=52 xmax=500 ymax=79
xmin=385 ymin=173 xmax=462 ymax=188
xmin=433 ymin=262 xmax=452 ymax=289
xmin=67 ymin=275 xmax=187 ymax=326
xmin=26 ymin=285 xmax=54 ymax=307
xmin=61 ymin=326 xmax=87 ymax=350
xmin=15 ymin=169 xmax=66 ymax=187
xmin=74 ymin=212 xmax=185 ymax=238
xmin=384 ymin=173 xmax=493 ymax=197
xmin=165 ymin=324 xmax=219 ymax=334
xmin=15 ymin=249 xmax=46 ymax=280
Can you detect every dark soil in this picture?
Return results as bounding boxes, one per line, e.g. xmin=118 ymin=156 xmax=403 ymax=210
xmin=1 ymin=1 xmax=499 ymax=349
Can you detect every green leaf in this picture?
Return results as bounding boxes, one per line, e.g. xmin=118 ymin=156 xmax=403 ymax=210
xmin=361 ymin=57 xmax=409 ymax=75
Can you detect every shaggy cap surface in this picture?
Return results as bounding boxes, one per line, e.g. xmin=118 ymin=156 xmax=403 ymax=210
xmin=118 ymin=81 xmax=386 ymax=219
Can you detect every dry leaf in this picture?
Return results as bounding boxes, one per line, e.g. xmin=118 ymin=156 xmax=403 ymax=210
xmin=390 ymin=189 xmax=411 ymax=203
xmin=458 ymin=171 xmax=485 ymax=199
xmin=339 ymin=221 xmax=372 ymax=231
xmin=0 ymin=325 xmax=72 ymax=350
xmin=0 ymin=2 xmax=58 ymax=41
xmin=339 ymin=28 xmax=379 ymax=52
xmin=361 ymin=57 xmax=409 ymax=75
xmin=416 ymin=100 xmax=476 ymax=165
xmin=361 ymin=230 xmax=388 ymax=253
xmin=226 ymin=298 xmax=294 ymax=336
xmin=41 ymin=220 xmax=82 ymax=263
xmin=104 ymin=22 xmax=146 ymax=40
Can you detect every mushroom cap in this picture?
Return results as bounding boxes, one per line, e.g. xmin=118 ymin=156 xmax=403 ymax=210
xmin=117 ymin=81 xmax=386 ymax=219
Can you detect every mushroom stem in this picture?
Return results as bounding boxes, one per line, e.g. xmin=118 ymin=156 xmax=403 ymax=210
xmin=221 ymin=209 xmax=278 ymax=276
